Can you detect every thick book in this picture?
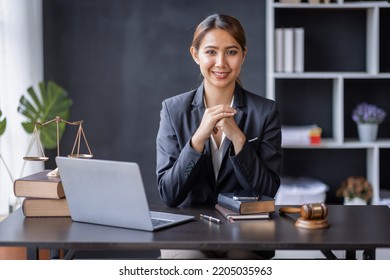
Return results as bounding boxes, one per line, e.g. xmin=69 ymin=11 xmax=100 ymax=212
xmin=22 ymin=198 xmax=70 ymax=217
xmin=217 ymin=193 xmax=275 ymax=215
xmin=14 ymin=170 xmax=64 ymax=199
xmin=215 ymin=204 xmax=269 ymax=221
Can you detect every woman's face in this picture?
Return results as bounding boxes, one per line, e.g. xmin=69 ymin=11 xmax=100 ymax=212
xmin=191 ymin=29 xmax=246 ymax=92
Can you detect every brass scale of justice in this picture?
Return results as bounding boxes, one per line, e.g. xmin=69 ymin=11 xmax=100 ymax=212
xmin=23 ymin=116 xmax=93 ymax=177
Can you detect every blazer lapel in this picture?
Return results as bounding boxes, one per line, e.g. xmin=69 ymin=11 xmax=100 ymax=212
xmin=191 ymin=84 xmax=205 ymax=129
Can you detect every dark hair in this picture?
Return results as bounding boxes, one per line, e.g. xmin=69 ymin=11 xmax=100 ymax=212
xmin=191 ymin=14 xmax=246 ymax=51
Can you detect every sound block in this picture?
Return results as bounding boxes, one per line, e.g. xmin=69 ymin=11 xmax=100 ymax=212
xmin=295 ymin=218 xmax=330 ymax=229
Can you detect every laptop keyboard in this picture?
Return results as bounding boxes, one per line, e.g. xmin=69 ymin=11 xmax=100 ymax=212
xmin=151 ymin=218 xmax=172 ymax=227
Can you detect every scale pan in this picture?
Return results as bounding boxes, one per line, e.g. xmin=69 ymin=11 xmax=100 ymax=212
xmin=68 ymin=154 xmax=93 ymax=159
xmin=23 ymin=156 xmax=49 ymax=161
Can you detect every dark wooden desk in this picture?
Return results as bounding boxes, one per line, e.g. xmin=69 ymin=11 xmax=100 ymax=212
xmin=0 ymin=205 xmax=389 ymax=259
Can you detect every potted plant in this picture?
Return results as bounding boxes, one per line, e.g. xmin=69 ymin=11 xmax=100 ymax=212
xmin=0 ymin=110 xmax=13 ymax=183
xmin=352 ymin=102 xmax=386 ymax=142
xmin=17 ymin=80 xmax=73 ymax=151
xmin=336 ymin=176 xmax=373 ymax=205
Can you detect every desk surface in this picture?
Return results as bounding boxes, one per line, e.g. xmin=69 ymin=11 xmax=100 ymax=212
xmin=0 ymin=205 xmax=390 ymax=254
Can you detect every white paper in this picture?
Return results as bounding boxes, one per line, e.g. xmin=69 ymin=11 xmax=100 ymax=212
xmin=281 ymin=125 xmax=319 ymax=146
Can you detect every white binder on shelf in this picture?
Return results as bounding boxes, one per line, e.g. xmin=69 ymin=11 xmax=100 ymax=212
xmin=294 ymin=28 xmax=304 ymax=73
xmin=283 ymin=28 xmax=294 ymax=73
xmin=274 ymin=28 xmax=284 ymax=73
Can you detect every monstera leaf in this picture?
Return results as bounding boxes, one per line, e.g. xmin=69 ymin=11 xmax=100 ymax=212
xmin=17 ymin=81 xmax=73 ymax=149
xmin=0 ymin=110 xmax=6 ymax=136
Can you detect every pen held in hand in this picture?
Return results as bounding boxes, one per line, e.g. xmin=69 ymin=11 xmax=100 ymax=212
xmin=200 ymin=214 xmax=221 ymax=224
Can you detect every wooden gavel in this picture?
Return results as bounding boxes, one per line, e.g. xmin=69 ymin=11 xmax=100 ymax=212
xmin=279 ymin=203 xmax=328 ymax=220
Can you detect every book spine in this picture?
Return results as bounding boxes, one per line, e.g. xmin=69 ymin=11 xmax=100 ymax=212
xmin=217 ymin=195 xmax=241 ymax=213
xmin=215 ymin=204 xmax=228 ymax=219
xmin=274 ymin=28 xmax=284 ymax=73
xmin=283 ymin=28 xmax=294 ymax=73
xmin=294 ymin=28 xmax=304 ymax=73
xmin=22 ymin=198 xmax=70 ymax=217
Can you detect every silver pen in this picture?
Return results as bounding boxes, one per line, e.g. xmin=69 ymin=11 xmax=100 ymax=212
xmin=200 ymin=214 xmax=221 ymax=224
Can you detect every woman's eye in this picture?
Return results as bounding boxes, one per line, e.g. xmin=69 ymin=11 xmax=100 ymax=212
xmin=227 ymin=50 xmax=238 ymax=55
xmin=205 ymin=50 xmax=216 ymax=55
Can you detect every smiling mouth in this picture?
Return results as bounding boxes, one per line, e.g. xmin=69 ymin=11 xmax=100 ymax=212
xmin=212 ymin=71 xmax=229 ymax=79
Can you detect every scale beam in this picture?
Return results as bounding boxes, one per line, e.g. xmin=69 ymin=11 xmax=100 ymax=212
xmin=23 ymin=116 xmax=93 ymax=175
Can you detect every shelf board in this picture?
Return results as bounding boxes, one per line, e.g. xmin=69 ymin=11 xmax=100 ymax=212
xmin=282 ymin=138 xmax=390 ymax=149
xmin=273 ymin=72 xmax=390 ymax=79
xmin=273 ymin=2 xmax=390 ymax=9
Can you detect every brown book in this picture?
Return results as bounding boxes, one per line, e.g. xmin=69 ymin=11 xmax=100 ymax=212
xmin=22 ymin=198 xmax=70 ymax=217
xmin=217 ymin=193 xmax=275 ymax=214
xmin=215 ymin=203 xmax=270 ymax=221
xmin=14 ymin=170 xmax=64 ymax=199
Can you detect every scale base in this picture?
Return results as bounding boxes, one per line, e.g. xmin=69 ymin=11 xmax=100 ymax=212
xmin=295 ymin=217 xmax=330 ymax=229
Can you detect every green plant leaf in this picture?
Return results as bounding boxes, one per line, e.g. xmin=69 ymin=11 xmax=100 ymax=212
xmin=21 ymin=122 xmax=35 ymax=134
xmin=18 ymin=95 xmax=39 ymax=120
xmin=18 ymin=80 xmax=73 ymax=150
xmin=0 ymin=110 xmax=6 ymax=136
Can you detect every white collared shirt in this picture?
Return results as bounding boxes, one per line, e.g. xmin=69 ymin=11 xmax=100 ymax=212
xmin=210 ymin=133 xmax=225 ymax=180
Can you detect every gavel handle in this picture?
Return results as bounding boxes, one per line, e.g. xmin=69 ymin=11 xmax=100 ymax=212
xmin=279 ymin=207 xmax=301 ymax=214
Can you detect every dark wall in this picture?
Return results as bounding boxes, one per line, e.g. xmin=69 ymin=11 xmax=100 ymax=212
xmin=42 ymin=0 xmax=266 ymax=204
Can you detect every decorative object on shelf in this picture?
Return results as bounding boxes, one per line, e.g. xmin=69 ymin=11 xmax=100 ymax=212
xmin=336 ymin=176 xmax=373 ymax=205
xmin=357 ymin=123 xmax=378 ymax=143
xmin=352 ymin=102 xmax=386 ymax=142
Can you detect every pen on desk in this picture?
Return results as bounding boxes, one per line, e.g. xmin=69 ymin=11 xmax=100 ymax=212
xmin=200 ymin=214 xmax=220 ymax=224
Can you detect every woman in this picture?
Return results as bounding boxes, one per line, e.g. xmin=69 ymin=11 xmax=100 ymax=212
xmin=156 ymin=14 xmax=282 ymax=258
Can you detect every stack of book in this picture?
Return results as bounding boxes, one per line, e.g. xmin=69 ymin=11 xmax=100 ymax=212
xmin=13 ymin=170 xmax=70 ymax=217
xmin=216 ymin=192 xmax=275 ymax=223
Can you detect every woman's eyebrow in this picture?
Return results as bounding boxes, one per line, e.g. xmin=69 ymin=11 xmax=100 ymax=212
xmin=203 ymin=45 xmax=240 ymax=49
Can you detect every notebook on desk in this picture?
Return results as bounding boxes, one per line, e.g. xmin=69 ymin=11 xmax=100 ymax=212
xmin=55 ymin=157 xmax=195 ymax=231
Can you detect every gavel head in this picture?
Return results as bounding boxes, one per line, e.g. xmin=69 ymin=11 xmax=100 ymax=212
xmin=300 ymin=203 xmax=328 ymax=220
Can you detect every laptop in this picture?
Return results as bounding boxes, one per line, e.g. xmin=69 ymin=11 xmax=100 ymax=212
xmin=55 ymin=156 xmax=195 ymax=231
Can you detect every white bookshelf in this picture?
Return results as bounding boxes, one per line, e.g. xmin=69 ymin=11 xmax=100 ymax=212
xmin=266 ymin=0 xmax=390 ymax=205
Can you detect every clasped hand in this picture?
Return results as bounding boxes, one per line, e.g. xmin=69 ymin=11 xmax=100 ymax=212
xmin=191 ymin=105 xmax=246 ymax=153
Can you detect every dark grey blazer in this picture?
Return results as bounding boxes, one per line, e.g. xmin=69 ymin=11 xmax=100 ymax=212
xmin=156 ymin=83 xmax=282 ymax=207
